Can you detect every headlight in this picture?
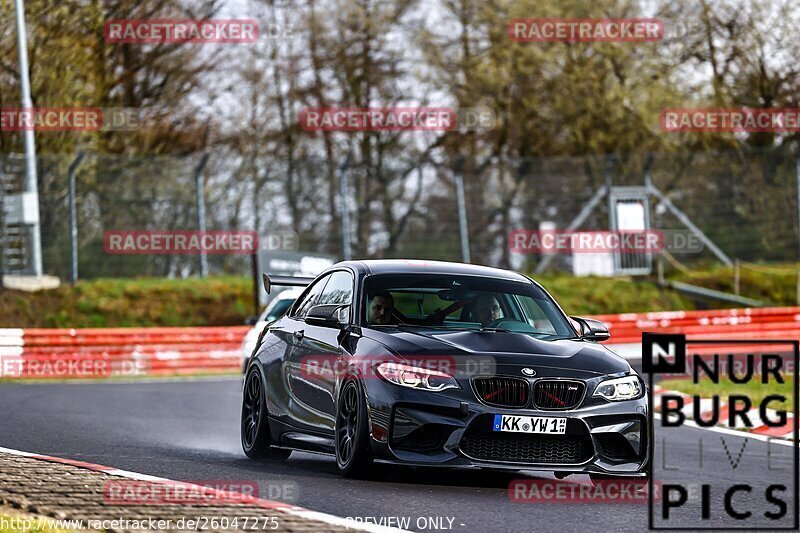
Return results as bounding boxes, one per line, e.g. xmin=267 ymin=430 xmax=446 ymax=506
xmin=593 ymin=375 xmax=643 ymax=401
xmin=375 ymin=363 xmax=460 ymax=392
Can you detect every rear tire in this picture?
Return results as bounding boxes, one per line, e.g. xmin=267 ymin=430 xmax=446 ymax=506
xmin=335 ymin=378 xmax=373 ymax=478
xmin=241 ymin=365 xmax=292 ymax=460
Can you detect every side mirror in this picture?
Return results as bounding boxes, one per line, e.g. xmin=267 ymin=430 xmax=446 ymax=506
xmin=244 ymin=316 xmax=259 ymax=326
xmin=306 ymin=304 xmax=349 ymax=328
xmin=570 ymin=316 xmax=610 ymax=342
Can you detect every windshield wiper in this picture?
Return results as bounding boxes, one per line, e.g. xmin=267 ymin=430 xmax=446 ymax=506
xmin=395 ymin=323 xmax=459 ymax=330
xmin=379 ymin=323 xmax=514 ymax=333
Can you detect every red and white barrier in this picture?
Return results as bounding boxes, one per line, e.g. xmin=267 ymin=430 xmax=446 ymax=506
xmin=2 ymin=305 xmax=800 ymax=378
xmin=596 ymin=307 xmax=800 ymax=360
xmin=595 ymin=306 xmax=800 ymax=342
xmin=0 ymin=327 xmax=249 ymax=379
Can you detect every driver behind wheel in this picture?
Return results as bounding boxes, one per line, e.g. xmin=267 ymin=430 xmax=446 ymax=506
xmin=367 ymin=290 xmax=395 ymax=325
xmin=474 ymin=293 xmax=503 ymax=325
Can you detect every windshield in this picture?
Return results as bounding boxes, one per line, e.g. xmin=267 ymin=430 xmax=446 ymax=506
xmin=362 ymin=274 xmax=577 ymax=339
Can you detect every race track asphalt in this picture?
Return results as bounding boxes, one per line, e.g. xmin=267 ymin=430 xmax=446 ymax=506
xmin=0 ymin=376 xmax=796 ymax=532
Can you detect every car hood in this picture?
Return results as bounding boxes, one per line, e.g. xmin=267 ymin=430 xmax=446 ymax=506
xmin=361 ymin=327 xmax=631 ymax=377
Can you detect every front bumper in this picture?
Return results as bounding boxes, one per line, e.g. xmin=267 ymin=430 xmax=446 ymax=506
xmin=363 ymin=376 xmax=650 ymax=475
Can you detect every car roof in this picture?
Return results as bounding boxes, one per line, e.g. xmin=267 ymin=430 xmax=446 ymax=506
xmin=329 ymin=259 xmax=531 ymax=283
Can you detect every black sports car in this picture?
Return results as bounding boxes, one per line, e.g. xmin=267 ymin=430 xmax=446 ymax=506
xmin=241 ymin=260 xmax=649 ymax=482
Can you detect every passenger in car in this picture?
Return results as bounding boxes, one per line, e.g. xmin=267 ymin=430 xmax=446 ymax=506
xmin=367 ymin=290 xmax=395 ymax=325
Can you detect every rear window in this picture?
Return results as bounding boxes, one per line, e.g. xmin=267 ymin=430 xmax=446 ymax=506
xmin=265 ymin=298 xmax=294 ymax=322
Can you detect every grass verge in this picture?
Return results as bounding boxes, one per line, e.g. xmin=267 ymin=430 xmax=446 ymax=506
xmin=0 ymin=274 xmax=696 ymax=328
xmin=7 ymin=262 xmax=800 ymax=328
xmin=0 ymin=276 xmax=252 ymax=328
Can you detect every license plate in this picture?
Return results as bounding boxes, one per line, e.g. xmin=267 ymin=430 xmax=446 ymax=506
xmin=492 ymin=414 xmax=566 ymax=434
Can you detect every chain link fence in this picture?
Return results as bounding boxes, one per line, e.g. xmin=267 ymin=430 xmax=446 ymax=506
xmin=2 ymin=146 xmax=799 ymax=280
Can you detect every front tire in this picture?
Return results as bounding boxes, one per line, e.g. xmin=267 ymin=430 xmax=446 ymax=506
xmin=241 ymin=365 xmax=291 ymax=460
xmin=335 ymin=378 xmax=373 ymax=477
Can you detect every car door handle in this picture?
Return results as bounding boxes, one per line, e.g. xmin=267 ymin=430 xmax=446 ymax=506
xmin=293 ymin=330 xmax=305 ymax=341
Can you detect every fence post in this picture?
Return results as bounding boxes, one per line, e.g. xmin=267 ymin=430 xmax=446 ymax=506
xmin=734 ymin=259 xmax=740 ymax=295
xmin=796 ymin=157 xmax=800 ymax=260
xmin=194 ymin=153 xmax=209 ymax=277
xmin=338 ymin=155 xmax=352 ymax=261
xmin=796 ymin=270 xmax=800 ymax=306
xmin=67 ymin=152 xmax=84 ymax=284
xmin=14 ymin=0 xmax=42 ymax=277
xmin=454 ymin=168 xmax=471 ymax=264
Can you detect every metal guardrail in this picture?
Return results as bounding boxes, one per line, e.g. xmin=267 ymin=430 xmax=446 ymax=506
xmin=666 ymin=280 xmax=767 ymax=308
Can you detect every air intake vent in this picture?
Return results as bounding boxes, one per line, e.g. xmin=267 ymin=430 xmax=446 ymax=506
xmin=472 ymin=377 xmax=529 ymax=408
xmin=533 ymin=380 xmax=585 ymax=410
xmin=460 ymin=433 xmax=592 ymax=464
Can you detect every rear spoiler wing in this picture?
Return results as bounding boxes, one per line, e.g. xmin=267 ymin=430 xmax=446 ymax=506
xmin=262 ymin=273 xmax=314 ymax=294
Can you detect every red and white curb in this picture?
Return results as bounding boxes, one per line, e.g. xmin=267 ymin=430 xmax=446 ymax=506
xmin=0 ymin=446 xmax=405 ymax=532
xmin=0 ymin=329 xmax=23 ymax=358
xmin=652 ymin=385 xmax=796 ymax=440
